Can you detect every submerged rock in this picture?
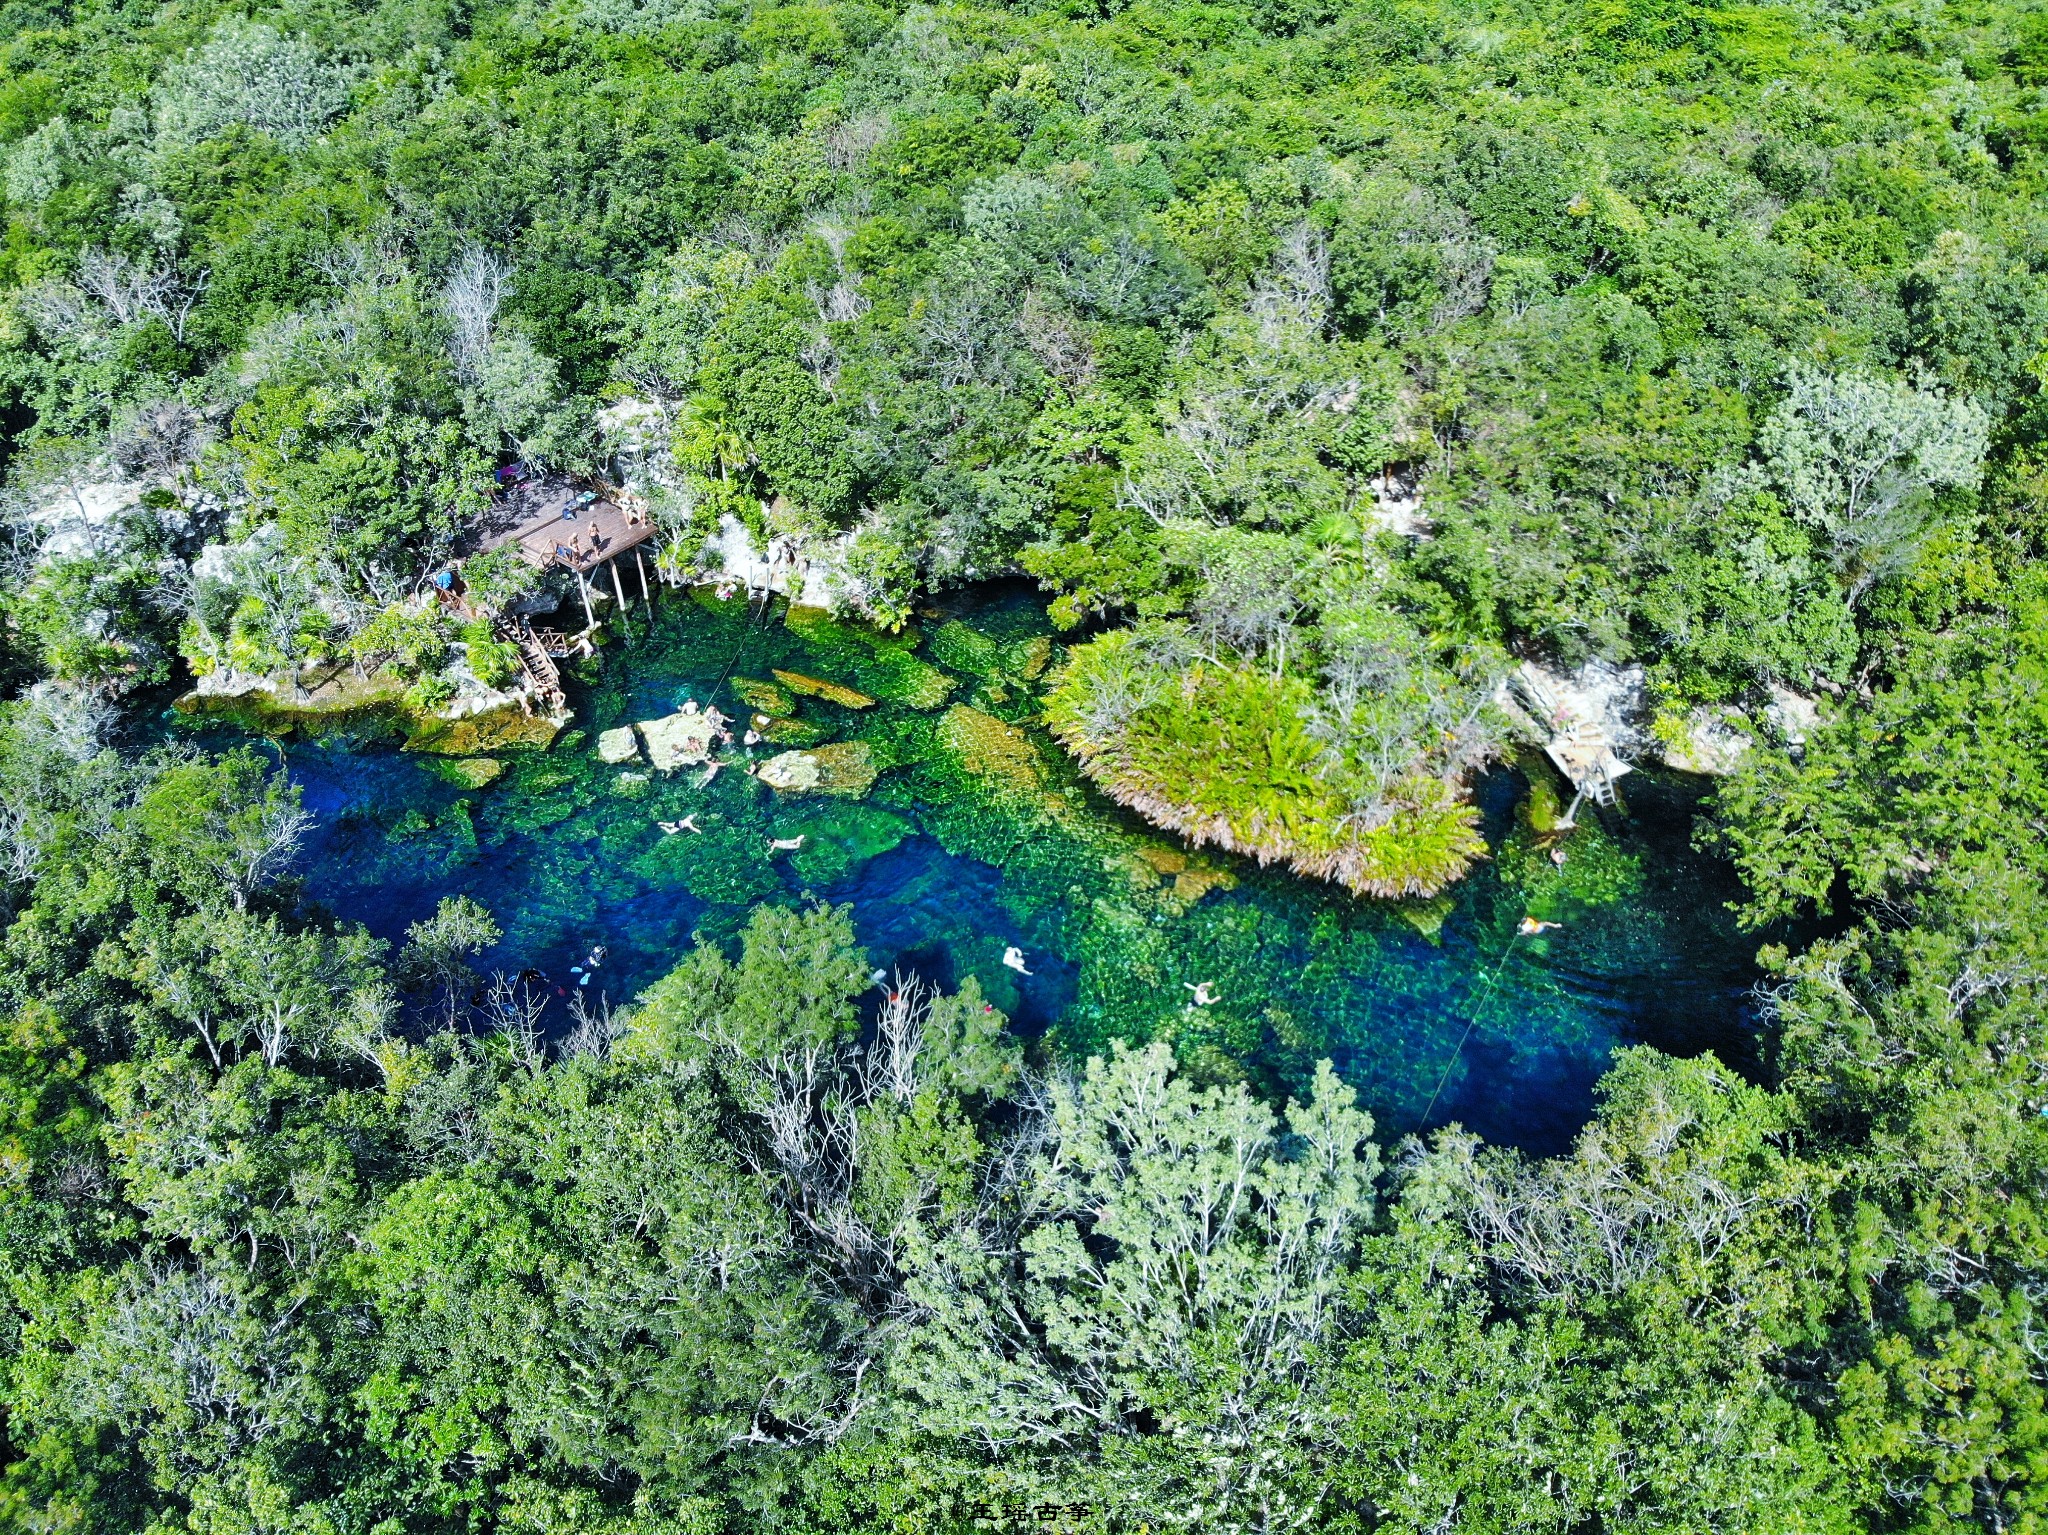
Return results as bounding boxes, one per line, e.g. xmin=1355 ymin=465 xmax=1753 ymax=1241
xmin=930 ymin=621 xmax=1003 ymax=677
xmin=772 ymin=668 xmax=876 ymax=709
xmin=405 ymin=703 xmax=568 ymax=755
xmin=854 ymin=650 xmax=956 ymax=710
xmin=422 ymin=756 xmax=504 ymax=789
xmin=730 ymin=676 xmax=795 ymax=715
xmin=752 ymin=713 xmax=832 ymax=746
xmin=937 ymin=704 xmax=1047 ymax=795
xmin=597 ymin=726 xmax=640 ymax=764
xmin=1394 ymin=893 xmax=1456 ymax=943
xmin=756 ymin=741 xmax=878 ymax=797
xmin=637 ymin=710 xmax=718 ymax=770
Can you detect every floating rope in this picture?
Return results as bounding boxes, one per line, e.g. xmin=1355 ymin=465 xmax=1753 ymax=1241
xmin=707 ymin=581 xmax=780 ymax=704
xmin=1412 ymin=902 xmax=1537 ymax=1136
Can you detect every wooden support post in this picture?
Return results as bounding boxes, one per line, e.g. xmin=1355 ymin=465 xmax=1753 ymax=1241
xmin=577 ymin=570 xmax=595 ymax=631
xmin=635 ymin=547 xmax=651 ymax=608
xmin=608 ymin=558 xmax=631 ymax=640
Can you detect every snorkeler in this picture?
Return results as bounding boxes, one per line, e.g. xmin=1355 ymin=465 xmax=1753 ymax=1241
xmin=1517 ymin=917 xmax=1563 ymax=935
xmin=1184 ymin=981 xmax=1220 ymax=1006
xmin=1002 ymin=946 xmax=1032 ymax=976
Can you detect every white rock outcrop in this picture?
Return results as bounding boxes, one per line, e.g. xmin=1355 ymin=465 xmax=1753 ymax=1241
xmin=637 ymin=710 xmax=717 ymax=770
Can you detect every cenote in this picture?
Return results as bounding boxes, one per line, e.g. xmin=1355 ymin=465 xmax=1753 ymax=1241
xmin=175 ymin=581 xmax=1772 ymax=1157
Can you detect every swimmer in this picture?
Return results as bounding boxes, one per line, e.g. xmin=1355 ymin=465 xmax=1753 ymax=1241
xmin=769 ymin=834 xmax=806 ymax=852
xmin=1517 ymin=917 xmax=1563 ymax=935
xmin=1002 ymin=946 xmax=1032 ymax=976
xmin=744 ymin=729 xmax=762 ymax=746
xmin=870 ymin=968 xmax=888 ymax=985
xmin=1549 ymin=846 xmax=1568 ymax=866
xmin=699 ymin=761 xmax=723 ymax=786
xmin=682 ymin=699 xmax=699 ymax=715
xmin=1184 ymin=981 xmax=1220 ymax=1006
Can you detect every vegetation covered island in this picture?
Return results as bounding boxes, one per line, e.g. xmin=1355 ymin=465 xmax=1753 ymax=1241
xmin=5 ymin=0 xmax=2048 ymax=1526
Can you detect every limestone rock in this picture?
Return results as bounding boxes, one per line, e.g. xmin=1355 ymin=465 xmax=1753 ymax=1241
xmin=1655 ymin=707 xmax=1753 ymax=777
xmin=757 ymin=740 xmax=877 ymax=797
xmin=406 ymin=702 xmax=568 ymax=755
xmin=597 ymin=726 xmax=640 ymax=764
xmin=773 ymin=668 xmax=876 ymax=709
xmin=422 ymin=756 xmax=503 ymax=789
xmin=730 ymin=676 xmax=795 ymax=715
xmin=752 ymin=713 xmax=831 ymax=746
xmin=637 ymin=710 xmax=719 ymax=770
xmin=1763 ymin=682 xmax=1822 ymax=749
xmin=758 ymin=750 xmax=823 ymax=792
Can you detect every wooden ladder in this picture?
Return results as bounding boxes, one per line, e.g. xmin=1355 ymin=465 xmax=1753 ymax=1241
xmin=506 ymin=619 xmax=567 ymax=712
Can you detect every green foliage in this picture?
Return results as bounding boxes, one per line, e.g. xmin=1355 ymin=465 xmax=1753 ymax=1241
xmin=1046 ymin=626 xmax=1495 ymax=896
xmin=5 ymin=0 xmax=2048 ymax=1525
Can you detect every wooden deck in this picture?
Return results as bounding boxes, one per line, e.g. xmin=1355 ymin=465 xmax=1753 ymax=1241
xmin=475 ymin=482 xmax=657 ymax=574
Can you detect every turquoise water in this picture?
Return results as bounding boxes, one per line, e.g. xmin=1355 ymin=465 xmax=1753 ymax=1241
xmin=180 ymin=583 xmax=1770 ymax=1156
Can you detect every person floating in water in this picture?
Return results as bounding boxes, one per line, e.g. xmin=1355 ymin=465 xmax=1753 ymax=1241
xmin=1184 ymin=981 xmax=1220 ymax=1006
xmin=1002 ymin=946 xmax=1032 ymax=975
xmin=659 ymin=816 xmax=702 ymax=835
xmin=769 ymin=834 xmax=805 ymax=852
xmin=1549 ymin=846 xmax=1568 ymax=866
xmin=698 ymin=761 xmax=722 ymax=787
xmin=1518 ymin=916 xmax=1562 ymax=935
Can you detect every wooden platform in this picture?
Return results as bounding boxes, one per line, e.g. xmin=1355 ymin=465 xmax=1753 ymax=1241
xmin=475 ymin=482 xmax=657 ymax=573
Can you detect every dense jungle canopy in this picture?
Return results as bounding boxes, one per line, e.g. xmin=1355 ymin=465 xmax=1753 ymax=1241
xmin=4 ymin=0 xmax=2048 ymax=1526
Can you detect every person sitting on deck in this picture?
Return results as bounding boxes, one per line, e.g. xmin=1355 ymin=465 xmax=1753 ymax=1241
xmin=587 ymin=519 xmax=602 ymax=551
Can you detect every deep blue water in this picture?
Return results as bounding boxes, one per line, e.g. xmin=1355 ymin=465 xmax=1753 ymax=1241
xmin=183 ymin=585 xmax=1772 ymax=1156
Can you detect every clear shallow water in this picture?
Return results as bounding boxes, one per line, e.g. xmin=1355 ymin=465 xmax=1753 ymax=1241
xmin=178 ymin=582 xmax=1772 ymax=1156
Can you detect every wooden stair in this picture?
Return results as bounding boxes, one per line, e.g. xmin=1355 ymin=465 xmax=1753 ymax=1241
xmin=506 ymin=619 xmax=567 ymax=712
